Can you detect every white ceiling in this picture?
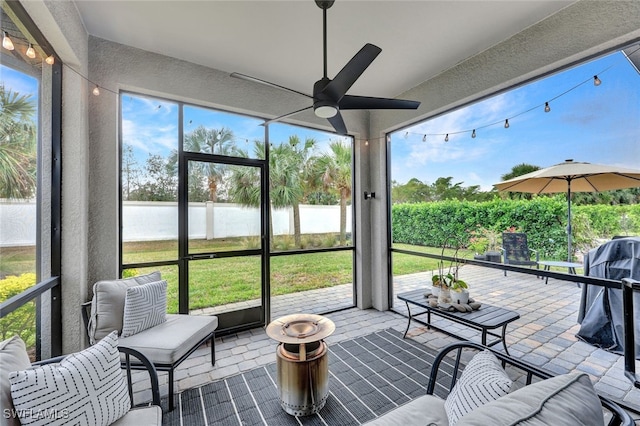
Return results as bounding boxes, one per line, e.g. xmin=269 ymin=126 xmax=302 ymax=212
xmin=74 ymin=0 xmax=575 ymax=99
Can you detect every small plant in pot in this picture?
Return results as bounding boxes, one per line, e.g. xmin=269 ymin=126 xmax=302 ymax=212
xmin=431 ymin=236 xmax=469 ymax=304
xmin=451 ymin=279 xmax=469 ymax=304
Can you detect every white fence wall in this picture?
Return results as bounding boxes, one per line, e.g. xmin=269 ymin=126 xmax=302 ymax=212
xmin=0 ymin=200 xmax=37 ymax=247
xmin=0 ymin=200 xmax=352 ymax=246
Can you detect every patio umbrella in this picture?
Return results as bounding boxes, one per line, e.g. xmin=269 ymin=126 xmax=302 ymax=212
xmin=494 ymin=159 xmax=640 ymax=261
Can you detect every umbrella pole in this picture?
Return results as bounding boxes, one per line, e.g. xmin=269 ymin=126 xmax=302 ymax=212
xmin=567 ymin=179 xmax=572 ymax=262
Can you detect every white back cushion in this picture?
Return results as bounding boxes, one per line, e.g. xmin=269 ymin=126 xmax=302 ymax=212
xmin=88 ymin=271 xmax=161 ymax=343
xmin=0 ymin=336 xmax=31 ymax=426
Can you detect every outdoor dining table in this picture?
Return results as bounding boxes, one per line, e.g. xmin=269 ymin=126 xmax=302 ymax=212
xmin=538 ymin=260 xmax=582 ymax=285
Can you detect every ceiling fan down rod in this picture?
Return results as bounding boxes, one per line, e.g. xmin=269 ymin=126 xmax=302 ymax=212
xmin=323 ymin=5 xmax=328 ymax=79
xmin=316 ymin=0 xmax=334 ymax=79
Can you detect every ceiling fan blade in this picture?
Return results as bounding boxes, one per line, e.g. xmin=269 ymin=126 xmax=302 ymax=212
xmin=322 ymin=43 xmax=382 ymax=101
xmin=339 ymin=95 xmax=420 ymax=110
xmin=262 ymin=106 xmax=313 ymax=126
xmin=231 ymin=72 xmax=313 ymax=99
xmin=327 ymin=111 xmax=348 ymax=135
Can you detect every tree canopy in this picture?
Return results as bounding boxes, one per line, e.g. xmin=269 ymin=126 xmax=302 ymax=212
xmin=0 ymin=85 xmax=37 ymax=199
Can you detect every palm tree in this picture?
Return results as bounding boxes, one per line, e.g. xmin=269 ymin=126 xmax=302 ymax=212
xmin=501 ymin=163 xmax=541 ymax=200
xmin=0 ymin=85 xmax=37 ymax=199
xmin=170 ymin=126 xmax=242 ymax=201
xmin=273 ymin=136 xmax=315 ymax=248
xmin=229 ymin=136 xmax=316 ymax=248
xmin=310 ymin=140 xmax=352 ymax=245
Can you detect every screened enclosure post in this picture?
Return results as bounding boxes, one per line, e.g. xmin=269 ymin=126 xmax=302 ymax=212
xmin=622 ymin=278 xmax=640 ymax=388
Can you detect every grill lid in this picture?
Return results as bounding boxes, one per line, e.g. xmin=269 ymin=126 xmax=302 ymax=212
xmin=266 ymin=314 xmax=335 ymax=344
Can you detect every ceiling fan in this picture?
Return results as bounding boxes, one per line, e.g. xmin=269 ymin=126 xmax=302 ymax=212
xmin=231 ymin=0 xmax=420 ymax=135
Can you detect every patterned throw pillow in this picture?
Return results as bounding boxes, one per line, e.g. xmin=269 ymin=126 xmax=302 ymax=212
xmin=121 ymin=280 xmax=167 ymax=338
xmin=9 ymin=331 xmax=130 ymax=426
xmin=444 ymin=350 xmax=512 ymax=425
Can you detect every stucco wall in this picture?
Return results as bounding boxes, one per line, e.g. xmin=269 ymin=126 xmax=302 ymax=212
xmin=20 ymin=0 xmax=91 ymax=354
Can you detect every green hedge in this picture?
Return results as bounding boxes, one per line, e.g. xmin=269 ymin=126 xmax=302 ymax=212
xmin=391 ymin=197 xmax=640 ymax=259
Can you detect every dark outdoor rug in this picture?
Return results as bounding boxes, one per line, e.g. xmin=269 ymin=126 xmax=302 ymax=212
xmin=161 ymin=328 xmax=457 ymax=426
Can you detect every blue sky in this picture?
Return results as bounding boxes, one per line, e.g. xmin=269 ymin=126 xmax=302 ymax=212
xmin=120 ymin=94 xmax=350 ymax=164
xmin=1 ymin=65 xmax=39 ymax=106
xmin=390 ymin=50 xmax=640 ymax=191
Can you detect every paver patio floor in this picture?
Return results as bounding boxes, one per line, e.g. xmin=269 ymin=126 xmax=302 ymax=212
xmin=140 ymin=265 xmax=640 ymax=414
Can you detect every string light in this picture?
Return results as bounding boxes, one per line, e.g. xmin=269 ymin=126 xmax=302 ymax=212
xmin=422 ymin=134 xmax=427 ymax=142
xmin=444 ymin=134 xmax=449 ymax=142
xmin=593 ymin=75 xmax=602 ymax=86
xmin=504 ymin=119 xmax=510 ymax=129
xmin=2 ymin=32 xmax=15 ymax=50
xmin=544 ymin=102 xmax=551 ymax=113
xmin=26 ymin=43 xmax=35 ymax=58
xmin=471 ymin=129 xmax=476 ymax=138
xmin=92 ymin=85 xmax=100 ymax=96
xmin=45 ymin=55 xmax=55 ymax=65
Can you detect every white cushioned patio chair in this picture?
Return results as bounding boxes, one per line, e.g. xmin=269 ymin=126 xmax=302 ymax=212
xmin=81 ymin=271 xmax=218 ymax=411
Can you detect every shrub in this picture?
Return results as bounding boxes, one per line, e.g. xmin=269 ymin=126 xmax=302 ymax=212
xmin=121 ymin=268 xmax=139 ymax=278
xmin=0 ymin=273 xmax=37 ymax=349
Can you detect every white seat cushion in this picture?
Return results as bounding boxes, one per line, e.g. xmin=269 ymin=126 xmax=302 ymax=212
xmin=119 ymin=314 xmax=218 ymax=365
xmin=364 ymin=395 xmax=448 ymax=425
xmin=111 ymin=406 xmax=162 ymax=426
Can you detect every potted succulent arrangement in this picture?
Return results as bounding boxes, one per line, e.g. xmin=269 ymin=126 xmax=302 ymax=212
xmin=431 ymin=236 xmax=468 ymax=304
xmin=431 ymin=272 xmax=468 ymax=304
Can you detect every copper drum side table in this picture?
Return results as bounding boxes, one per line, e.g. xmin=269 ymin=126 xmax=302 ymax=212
xmin=266 ymin=314 xmax=335 ymax=416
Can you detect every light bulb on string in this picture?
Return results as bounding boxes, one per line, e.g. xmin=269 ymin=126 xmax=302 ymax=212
xmin=26 ymin=43 xmax=36 ymax=59
xmin=45 ymin=55 xmax=55 ymax=65
xmin=544 ymin=102 xmax=551 ymax=113
xmin=444 ymin=134 xmax=449 ymax=142
xmin=504 ymin=119 xmax=510 ymax=129
xmin=365 ymin=140 xmax=369 ymax=146
xmin=593 ymin=75 xmax=601 ymax=86
xmin=404 ymin=131 xmax=409 ymax=139
xmin=471 ymin=129 xmax=476 ymax=138
xmin=422 ymin=134 xmax=427 ymax=142
xmin=92 ymin=85 xmax=100 ymax=96
xmin=2 ymin=32 xmax=15 ymax=50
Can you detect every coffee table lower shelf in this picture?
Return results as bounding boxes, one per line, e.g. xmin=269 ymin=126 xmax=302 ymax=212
xmin=398 ymin=289 xmax=520 ymax=355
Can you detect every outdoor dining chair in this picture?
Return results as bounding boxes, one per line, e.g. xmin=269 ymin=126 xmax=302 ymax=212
xmin=500 ymin=232 xmax=539 ymax=276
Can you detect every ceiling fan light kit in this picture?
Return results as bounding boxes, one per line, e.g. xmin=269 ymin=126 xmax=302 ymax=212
xmin=231 ymin=0 xmax=420 ymax=135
